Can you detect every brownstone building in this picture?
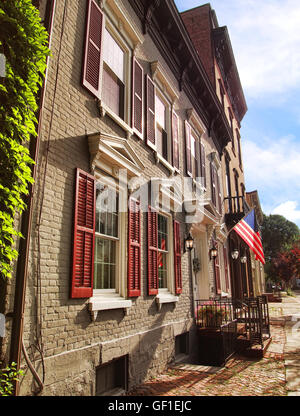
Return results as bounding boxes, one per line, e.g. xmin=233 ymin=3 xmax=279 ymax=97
xmin=1 ymin=0 xmax=264 ymax=396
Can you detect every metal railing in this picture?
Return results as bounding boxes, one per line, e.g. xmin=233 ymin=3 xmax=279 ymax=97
xmin=232 ymin=296 xmax=271 ymax=347
xmin=195 ymin=296 xmax=271 ymax=348
xmin=195 ymin=299 xmax=235 ymax=329
xmin=224 ymin=195 xmax=248 ymax=215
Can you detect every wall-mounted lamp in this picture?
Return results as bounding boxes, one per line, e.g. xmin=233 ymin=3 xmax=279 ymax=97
xmin=240 ymin=255 xmax=247 ymax=264
xmin=184 ymin=233 xmax=194 ymax=252
xmin=231 ymin=249 xmax=239 ymax=260
xmin=210 ymin=245 xmax=218 ymax=260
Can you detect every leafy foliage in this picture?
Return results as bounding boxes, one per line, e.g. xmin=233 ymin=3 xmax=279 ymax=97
xmin=0 ymin=362 xmax=24 ymax=396
xmin=0 ymin=0 xmax=49 ymax=279
xmin=270 ymin=240 xmax=300 ymax=288
xmin=261 ymin=214 xmax=299 ymax=282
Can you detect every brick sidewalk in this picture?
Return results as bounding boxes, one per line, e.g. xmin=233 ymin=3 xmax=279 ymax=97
xmin=128 ymin=325 xmax=287 ymax=396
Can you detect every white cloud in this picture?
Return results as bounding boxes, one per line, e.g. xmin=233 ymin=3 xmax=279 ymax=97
xmin=177 ymin=0 xmax=300 ymax=100
xmin=209 ymin=0 xmax=300 ymax=99
xmin=272 ymin=201 xmax=300 ymax=222
xmin=242 ymin=134 xmax=300 ymax=226
xmin=243 ymin=134 xmax=300 ymax=189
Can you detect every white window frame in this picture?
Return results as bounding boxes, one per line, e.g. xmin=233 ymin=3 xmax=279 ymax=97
xmin=155 ymin=87 xmax=172 ymax=165
xmin=89 ymin=174 xmax=131 ymax=320
xmin=99 ymin=19 xmax=132 ymax=134
xmin=155 ymin=211 xmax=179 ymax=309
xmin=186 ymin=109 xmax=207 ymax=193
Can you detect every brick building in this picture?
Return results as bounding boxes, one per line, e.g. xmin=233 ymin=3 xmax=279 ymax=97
xmin=182 ymin=4 xmax=265 ymax=300
xmin=1 ymin=0 xmax=261 ymax=395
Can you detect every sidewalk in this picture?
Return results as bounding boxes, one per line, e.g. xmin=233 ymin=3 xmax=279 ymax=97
xmin=128 ymin=294 xmax=300 ymax=397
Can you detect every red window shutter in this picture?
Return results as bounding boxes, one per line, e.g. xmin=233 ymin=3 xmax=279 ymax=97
xmin=210 ymin=162 xmax=216 ymax=206
xmin=223 ymin=246 xmax=230 ymax=292
xmin=146 ymin=75 xmax=156 ymax=149
xmin=147 ymin=206 xmax=158 ymax=295
xmin=132 ymin=57 xmax=143 ymax=136
xmin=195 ymin=139 xmax=201 ymax=179
xmin=71 ymin=168 xmax=96 ymax=298
xmin=216 ymin=170 xmax=222 ymax=213
xmin=214 ymin=247 xmax=221 ymax=295
xmin=200 ymin=142 xmax=206 ymax=188
xmin=82 ymin=0 xmax=104 ymax=99
xmin=174 ymin=220 xmax=182 ymax=294
xmin=172 ymin=111 xmax=180 ymax=170
xmin=185 ymin=121 xmax=192 ymax=177
xmin=128 ymin=197 xmax=141 ymax=297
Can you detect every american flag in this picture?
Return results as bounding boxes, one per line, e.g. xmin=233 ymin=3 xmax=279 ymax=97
xmin=233 ymin=210 xmax=265 ymax=265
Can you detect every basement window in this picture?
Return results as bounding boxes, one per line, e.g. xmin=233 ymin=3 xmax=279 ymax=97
xmin=96 ymin=355 xmax=128 ymax=396
xmin=175 ymin=332 xmax=189 ymax=361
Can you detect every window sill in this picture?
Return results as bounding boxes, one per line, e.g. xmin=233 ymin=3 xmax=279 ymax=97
xmin=88 ymin=295 xmax=132 ymax=321
xmin=154 ymin=152 xmax=175 ymax=175
xmin=155 ymin=292 xmax=179 ymax=310
xmin=98 ymin=101 xmax=133 ymax=139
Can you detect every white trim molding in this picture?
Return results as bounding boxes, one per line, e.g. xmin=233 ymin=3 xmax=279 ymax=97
xmin=88 ymin=132 xmax=145 ymax=178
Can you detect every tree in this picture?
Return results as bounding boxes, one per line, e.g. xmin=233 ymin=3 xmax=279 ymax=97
xmin=261 ymin=214 xmax=299 ymax=262
xmin=270 ymin=240 xmax=300 ymax=289
xmin=261 ymin=214 xmax=299 ymax=281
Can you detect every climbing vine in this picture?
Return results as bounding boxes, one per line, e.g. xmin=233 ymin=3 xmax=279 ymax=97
xmin=0 ymin=0 xmax=49 ymax=279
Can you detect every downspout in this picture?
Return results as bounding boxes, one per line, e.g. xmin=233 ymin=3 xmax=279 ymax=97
xmin=9 ymin=0 xmax=56 ymax=396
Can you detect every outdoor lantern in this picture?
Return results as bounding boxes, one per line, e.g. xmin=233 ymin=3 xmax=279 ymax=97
xmin=231 ymin=249 xmax=239 ymax=260
xmin=185 ymin=233 xmax=194 ymax=251
xmin=240 ymin=255 xmax=247 ymax=264
xmin=210 ymin=245 xmax=218 ymax=260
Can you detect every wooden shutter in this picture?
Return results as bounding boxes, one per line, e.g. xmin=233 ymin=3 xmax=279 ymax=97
xmin=172 ymin=111 xmax=180 ymax=170
xmin=146 ymin=75 xmax=156 ymax=150
xmin=216 ymin=170 xmax=222 ymax=213
xmin=200 ymin=142 xmax=206 ymax=188
xmin=82 ymin=0 xmax=104 ymax=99
xmin=147 ymin=206 xmax=158 ymax=295
xmin=223 ymin=246 xmax=230 ymax=292
xmin=214 ymin=246 xmax=221 ymax=295
xmin=71 ymin=168 xmax=96 ymax=298
xmin=210 ymin=162 xmax=216 ymax=206
xmin=132 ymin=57 xmax=143 ymax=136
xmin=128 ymin=198 xmax=141 ymax=297
xmin=174 ymin=220 xmax=182 ymax=294
xmin=185 ymin=121 xmax=192 ymax=177
xmin=195 ymin=140 xmax=201 ymax=179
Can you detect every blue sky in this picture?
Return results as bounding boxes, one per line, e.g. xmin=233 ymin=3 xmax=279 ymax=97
xmin=175 ymin=0 xmax=300 ymax=227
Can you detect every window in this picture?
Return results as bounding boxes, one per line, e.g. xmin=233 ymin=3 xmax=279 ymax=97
xmin=236 ymin=129 xmax=242 ymax=167
xmin=147 ymin=208 xmax=182 ymax=300
xmin=175 ymin=332 xmax=189 ymax=358
xmin=102 ymin=29 xmax=125 ymax=119
xmin=158 ymin=214 xmax=168 ymax=289
xmin=185 ymin=121 xmax=206 ymax=187
xmin=228 ymin=108 xmax=235 ymax=151
xmin=155 ymin=94 xmax=169 ymax=161
xmin=190 ymin=132 xmax=196 ymax=179
xmin=218 ymin=79 xmax=225 ymax=108
xmin=210 ymin=162 xmax=222 ymax=214
xmin=96 ymin=356 xmax=127 ymax=396
xmin=94 ymin=182 xmax=119 ymax=290
xmin=145 ymin=62 xmax=179 ymax=171
xmin=82 ymin=0 xmax=144 ymax=132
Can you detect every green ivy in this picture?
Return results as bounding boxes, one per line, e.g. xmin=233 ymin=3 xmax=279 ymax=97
xmin=0 ymin=362 xmax=24 ymax=396
xmin=0 ymin=0 xmax=50 ymax=279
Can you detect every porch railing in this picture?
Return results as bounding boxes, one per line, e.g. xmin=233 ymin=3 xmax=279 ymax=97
xmin=232 ymin=296 xmax=271 ymax=347
xmin=195 ymin=299 xmax=235 ymax=329
xmin=195 ymin=296 xmax=271 ymax=348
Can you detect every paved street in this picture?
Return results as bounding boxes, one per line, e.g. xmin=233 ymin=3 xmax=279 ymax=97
xmin=128 ymin=292 xmax=300 ymax=396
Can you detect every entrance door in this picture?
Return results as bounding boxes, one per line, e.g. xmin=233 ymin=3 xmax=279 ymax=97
xmin=192 ymin=233 xmax=210 ymax=300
